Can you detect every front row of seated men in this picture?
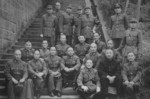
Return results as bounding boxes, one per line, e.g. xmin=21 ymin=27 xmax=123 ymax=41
xmin=4 ymin=34 xmax=145 ymax=99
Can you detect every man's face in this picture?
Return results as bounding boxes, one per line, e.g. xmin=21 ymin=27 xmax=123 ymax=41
xmin=90 ymin=43 xmax=97 ymax=52
xmin=94 ymin=33 xmax=100 ymax=41
xmin=50 ymin=47 xmax=56 ymax=55
xmin=66 ymin=8 xmax=72 ymax=13
xmin=105 ymin=49 xmax=114 ymax=59
xmin=85 ymin=9 xmax=90 ymax=15
xmin=25 ymin=42 xmax=32 ymax=49
xmin=60 ymin=36 xmax=66 ymax=43
xmin=107 ymin=40 xmax=114 ymax=48
xmin=114 ymin=8 xmax=122 ymax=14
xmin=42 ymin=41 xmax=48 ymax=48
xmin=77 ymin=9 xmax=82 ymax=15
xmin=127 ymin=52 xmax=135 ymax=62
xmin=78 ymin=36 xmax=85 ymax=43
xmin=14 ymin=50 xmax=21 ymax=60
xmin=47 ymin=9 xmax=53 ymax=14
xmin=67 ymin=48 xmax=74 ymax=56
xmin=86 ymin=60 xmax=93 ymax=69
xmin=34 ymin=51 xmax=40 ymax=59
xmin=55 ymin=3 xmax=61 ymax=10
xmin=129 ymin=22 xmax=137 ymax=29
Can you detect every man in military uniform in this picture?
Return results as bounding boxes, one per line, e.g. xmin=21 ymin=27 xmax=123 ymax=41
xmin=42 ymin=5 xmax=56 ymax=46
xmin=61 ymin=47 xmax=81 ymax=88
xmin=80 ymin=6 xmax=99 ymax=44
xmin=122 ymin=52 xmax=141 ymax=98
xmin=39 ymin=40 xmax=50 ymax=59
xmin=4 ymin=50 xmax=31 ymax=99
xmin=118 ymin=18 xmax=142 ymax=63
xmin=93 ymin=33 xmax=106 ymax=54
xmin=97 ymin=49 xmax=122 ymax=99
xmin=75 ymin=35 xmax=90 ymax=63
xmin=60 ymin=5 xmax=74 ymax=45
xmin=73 ymin=6 xmax=83 ymax=45
xmin=21 ymin=41 xmax=34 ymax=62
xmin=56 ymin=35 xmax=70 ymax=57
xmin=28 ymin=50 xmax=47 ymax=99
xmin=44 ymin=47 xmax=62 ymax=97
xmin=54 ymin=2 xmax=64 ymax=44
xmin=109 ymin=3 xmax=128 ymax=49
xmin=84 ymin=43 xmax=100 ymax=69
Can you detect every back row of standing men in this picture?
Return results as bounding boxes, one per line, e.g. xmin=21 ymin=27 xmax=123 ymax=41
xmin=4 ymin=2 xmax=144 ymax=99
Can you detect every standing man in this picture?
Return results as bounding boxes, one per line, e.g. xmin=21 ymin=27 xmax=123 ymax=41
xmin=109 ymin=3 xmax=128 ymax=49
xmin=73 ymin=6 xmax=83 ymax=45
xmin=42 ymin=5 xmax=56 ymax=47
xmin=60 ymin=5 xmax=74 ymax=46
xmin=54 ymin=2 xmax=64 ymax=44
xmin=80 ymin=6 xmax=99 ymax=44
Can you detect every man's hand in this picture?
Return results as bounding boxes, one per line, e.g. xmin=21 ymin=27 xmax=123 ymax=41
xmin=69 ymin=68 xmax=74 ymax=71
xmin=96 ymin=87 xmax=101 ymax=93
xmin=19 ymin=78 xmax=25 ymax=83
xmin=124 ymin=80 xmax=129 ymax=85
xmin=107 ymin=75 xmax=115 ymax=84
xmin=81 ymin=85 xmax=88 ymax=92
xmin=61 ymin=33 xmax=64 ymax=36
xmin=64 ymin=67 xmax=70 ymax=72
xmin=12 ymin=78 xmax=18 ymax=84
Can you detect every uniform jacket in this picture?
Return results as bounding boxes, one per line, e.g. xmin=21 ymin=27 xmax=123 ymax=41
xmin=21 ymin=48 xmax=34 ymax=62
xmin=56 ymin=43 xmax=70 ymax=57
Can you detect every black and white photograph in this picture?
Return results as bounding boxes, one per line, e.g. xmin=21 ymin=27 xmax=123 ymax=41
xmin=0 ymin=0 xmax=150 ymax=99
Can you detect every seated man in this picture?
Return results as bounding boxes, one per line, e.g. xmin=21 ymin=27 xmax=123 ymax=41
xmin=93 ymin=33 xmax=106 ymax=54
xmin=122 ymin=52 xmax=141 ymax=99
xmin=61 ymin=47 xmax=81 ymax=88
xmin=97 ymin=49 xmax=122 ymax=99
xmin=28 ymin=50 xmax=47 ymax=99
xmin=44 ymin=47 xmax=62 ymax=97
xmin=4 ymin=50 xmax=32 ymax=99
xmin=75 ymin=35 xmax=90 ymax=63
xmin=83 ymin=43 xmax=100 ymax=69
xmin=56 ymin=35 xmax=70 ymax=57
xmin=77 ymin=59 xmax=100 ymax=99
xmin=21 ymin=41 xmax=34 ymax=62
xmin=39 ymin=40 xmax=50 ymax=58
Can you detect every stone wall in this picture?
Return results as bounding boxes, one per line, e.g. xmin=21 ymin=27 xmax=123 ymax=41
xmin=0 ymin=0 xmax=42 ymax=52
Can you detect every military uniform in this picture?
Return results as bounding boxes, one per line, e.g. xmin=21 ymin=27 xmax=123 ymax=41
xmin=62 ymin=54 xmax=81 ymax=87
xmin=42 ymin=13 xmax=57 ymax=46
xmin=75 ymin=43 xmax=90 ymax=62
xmin=98 ymin=55 xmax=122 ymax=96
xmin=122 ymin=61 xmax=141 ymax=95
xmin=60 ymin=8 xmax=74 ymax=45
xmin=56 ymin=43 xmax=70 ymax=57
xmin=21 ymin=48 xmax=34 ymax=62
xmin=110 ymin=13 xmax=128 ymax=48
xmin=77 ymin=67 xmax=100 ymax=99
xmin=44 ymin=55 xmax=62 ymax=93
xmin=80 ymin=14 xmax=99 ymax=44
xmin=73 ymin=6 xmax=83 ymax=45
xmin=84 ymin=52 xmax=100 ymax=69
xmin=28 ymin=59 xmax=47 ymax=96
xmin=94 ymin=40 xmax=106 ymax=54
xmin=54 ymin=9 xmax=64 ymax=44
xmin=118 ymin=22 xmax=142 ymax=62
xmin=39 ymin=48 xmax=50 ymax=58
xmin=4 ymin=58 xmax=32 ymax=99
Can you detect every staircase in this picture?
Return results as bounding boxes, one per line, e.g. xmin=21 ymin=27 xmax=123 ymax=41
xmin=0 ymin=0 xmax=87 ymax=99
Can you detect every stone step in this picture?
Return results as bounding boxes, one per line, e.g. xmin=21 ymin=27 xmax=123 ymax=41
xmin=0 ymin=59 xmax=11 ymax=65
xmin=0 ymin=71 xmax=5 ymax=78
xmin=0 ymin=95 xmax=80 ymax=99
xmin=0 ymin=86 xmax=7 ymax=95
xmin=21 ymin=35 xmax=43 ymax=40
xmin=12 ymin=45 xmax=42 ymax=50
xmin=18 ymin=38 xmax=43 ymax=43
xmin=0 ymin=64 xmax=5 ymax=71
xmin=7 ymin=49 xmax=14 ymax=54
xmin=24 ymin=33 xmax=42 ymax=36
xmin=16 ymin=41 xmax=42 ymax=47
xmin=0 ymin=54 xmax=14 ymax=59
xmin=0 ymin=78 xmax=6 ymax=86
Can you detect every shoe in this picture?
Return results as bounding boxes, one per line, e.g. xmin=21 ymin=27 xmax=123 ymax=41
xmin=36 ymin=93 xmax=41 ymax=99
xmin=57 ymin=92 xmax=62 ymax=97
xmin=49 ymin=92 xmax=55 ymax=97
xmin=64 ymin=83 xmax=69 ymax=88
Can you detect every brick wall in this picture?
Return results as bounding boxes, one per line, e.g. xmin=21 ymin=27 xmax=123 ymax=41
xmin=0 ymin=0 xmax=42 ymax=52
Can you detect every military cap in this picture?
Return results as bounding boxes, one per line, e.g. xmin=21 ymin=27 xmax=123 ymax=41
xmin=129 ymin=18 xmax=138 ymax=23
xmin=77 ymin=6 xmax=82 ymax=10
xmin=47 ymin=5 xmax=52 ymax=9
xmin=114 ymin=3 xmax=122 ymax=9
xmin=84 ymin=6 xmax=91 ymax=10
xmin=67 ymin=5 xmax=73 ymax=9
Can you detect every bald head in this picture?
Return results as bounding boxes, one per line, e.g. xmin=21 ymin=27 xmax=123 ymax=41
xmin=50 ymin=47 xmax=57 ymax=55
xmin=55 ymin=2 xmax=61 ymax=10
xmin=90 ymin=43 xmax=97 ymax=52
xmin=14 ymin=49 xmax=21 ymax=60
xmin=34 ymin=50 xmax=40 ymax=59
xmin=25 ymin=41 xmax=32 ymax=49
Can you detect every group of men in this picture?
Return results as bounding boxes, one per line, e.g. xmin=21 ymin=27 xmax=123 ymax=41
xmin=4 ymin=2 xmax=150 ymax=99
